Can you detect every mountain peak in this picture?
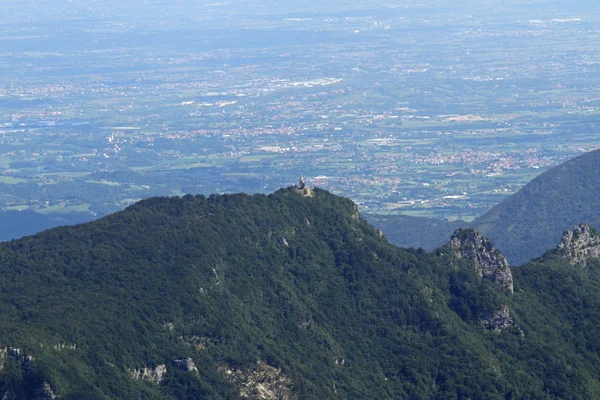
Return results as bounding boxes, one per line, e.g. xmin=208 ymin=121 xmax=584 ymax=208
xmin=449 ymin=228 xmax=514 ymax=293
xmin=555 ymin=224 xmax=600 ymax=266
xmin=4 ymin=188 xmax=600 ymax=397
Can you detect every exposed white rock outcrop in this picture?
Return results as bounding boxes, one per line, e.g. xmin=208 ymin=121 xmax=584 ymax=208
xmin=555 ymin=224 xmax=600 ymax=266
xmin=450 ymin=228 xmax=514 ymax=293
xmin=0 ymin=347 xmax=47 ymax=397
xmin=174 ymin=358 xmax=198 ymax=373
xmin=33 ymin=382 xmax=56 ymax=399
xmin=163 ymin=322 xmax=175 ymax=331
xmin=0 ymin=349 xmax=5 ymax=371
xmin=52 ymin=343 xmax=77 ymax=351
xmin=220 ymin=361 xmax=295 ymax=400
xmin=0 ymin=347 xmax=34 ymax=370
xmin=482 ymin=305 xmax=517 ymax=333
xmin=131 ymin=365 xmax=167 ymax=384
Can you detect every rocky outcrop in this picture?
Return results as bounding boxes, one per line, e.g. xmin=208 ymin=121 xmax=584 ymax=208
xmin=174 ymin=358 xmax=198 ymax=373
xmin=131 ymin=365 xmax=167 ymax=384
xmin=449 ymin=229 xmax=514 ymax=293
xmin=163 ymin=322 xmax=175 ymax=331
xmin=555 ymin=224 xmax=600 ymax=266
xmin=220 ymin=361 xmax=295 ymax=400
xmin=0 ymin=348 xmax=34 ymax=371
xmin=4 ymin=381 xmax=57 ymax=400
xmin=52 ymin=343 xmax=77 ymax=351
xmin=482 ymin=305 xmax=516 ymax=332
xmin=33 ymin=382 xmax=56 ymax=400
xmin=0 ymin=348 xmax=49 ymax=398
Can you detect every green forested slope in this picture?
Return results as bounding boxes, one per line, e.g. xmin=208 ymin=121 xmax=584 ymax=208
xmin=0 ymin=188 xmax=599 ymax=398
xmin=472 ymin=149 xmax=600 ymax=265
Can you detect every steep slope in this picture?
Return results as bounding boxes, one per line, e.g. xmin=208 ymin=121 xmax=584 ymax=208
xmin=472 ymin=149 xmax=600 ymax=265
xmin=1 ymin=188 xmax=600 ymax=398
xmin=0 ymin=188 xmax=500 ymax=399
xmin=448 ymin=228 xmax=513 ymax=293
xmin=510 ymin=252 xmax=600 ymax=399
xmin=536 ymin=224 xmax=600 ymax=267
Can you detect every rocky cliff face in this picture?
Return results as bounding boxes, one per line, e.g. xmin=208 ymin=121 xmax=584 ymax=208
xmin=0 ymin=348 xmax=54 ymax=399
xmin=449 ymin=229 xmax=514 ymax=293
xmin=220 ymin=361 xmax=295 ymax=400
xmin=131 ymin=365 xmax=167 ymax=384
xmin=555 ymin=224 xmax=600 ymax=266
xmin=482 ymin=305 xmax=521 ymax=334
xmin=33 ymin=382 xmax=56 ymax=400
xmin=174 ymin=358 xmax=198 ymax=373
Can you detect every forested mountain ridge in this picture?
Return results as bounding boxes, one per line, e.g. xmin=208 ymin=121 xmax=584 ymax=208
xmin=472 ymin=149 xmax=600 ymax=265
xmin=377 ymin=149 xmax=600 ymax=266
xmin=0 ymin=187 xmax=600 ymax=398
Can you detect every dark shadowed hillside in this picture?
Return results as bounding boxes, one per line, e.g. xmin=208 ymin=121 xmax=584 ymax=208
xmin=1 ymin=188 xmax=600 ymax=398
xmin=472 ymin=149 xmax=600 ymax=265
xmin=365 ymin=213 xmax=466 ymax=250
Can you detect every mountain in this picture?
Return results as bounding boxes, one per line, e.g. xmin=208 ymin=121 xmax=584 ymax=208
xmin=365 ymin=214 xmax=467 ymax=251
xmin=2 ymin=187 xmax=600 ymax=398
xmin=472 ymin=149 xmax=600 ymax=265
xmin=0 ymin=210 xmax=94 ymax=242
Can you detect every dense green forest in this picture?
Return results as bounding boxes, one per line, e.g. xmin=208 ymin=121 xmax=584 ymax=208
xmin=0 ymin=187 xmax=599 ymax=398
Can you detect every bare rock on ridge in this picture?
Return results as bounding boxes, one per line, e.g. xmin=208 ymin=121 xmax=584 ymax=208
xmin=450 ymin=228 xmax=514 ymax=293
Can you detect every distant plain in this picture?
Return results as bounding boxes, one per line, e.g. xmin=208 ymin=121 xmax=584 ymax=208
xmin=1 ymin=0 xmax=599 ymax=221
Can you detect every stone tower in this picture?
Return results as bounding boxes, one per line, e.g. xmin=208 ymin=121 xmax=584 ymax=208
xmin=298 ymin=174 xmax=306 ymax=189
xmin=294 ymin=174 xmax=313 ymax=197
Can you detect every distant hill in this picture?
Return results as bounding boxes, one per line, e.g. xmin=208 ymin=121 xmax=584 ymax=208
xmin=365 ymin=213 xmax=466 ymax=250
xmin=3 ymin=188 xmax=600 ymax=397
xmin=0 ymin=210 xmax=93 ymax=242
xmin=472 ymin=149 xmax=600 ymax=265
